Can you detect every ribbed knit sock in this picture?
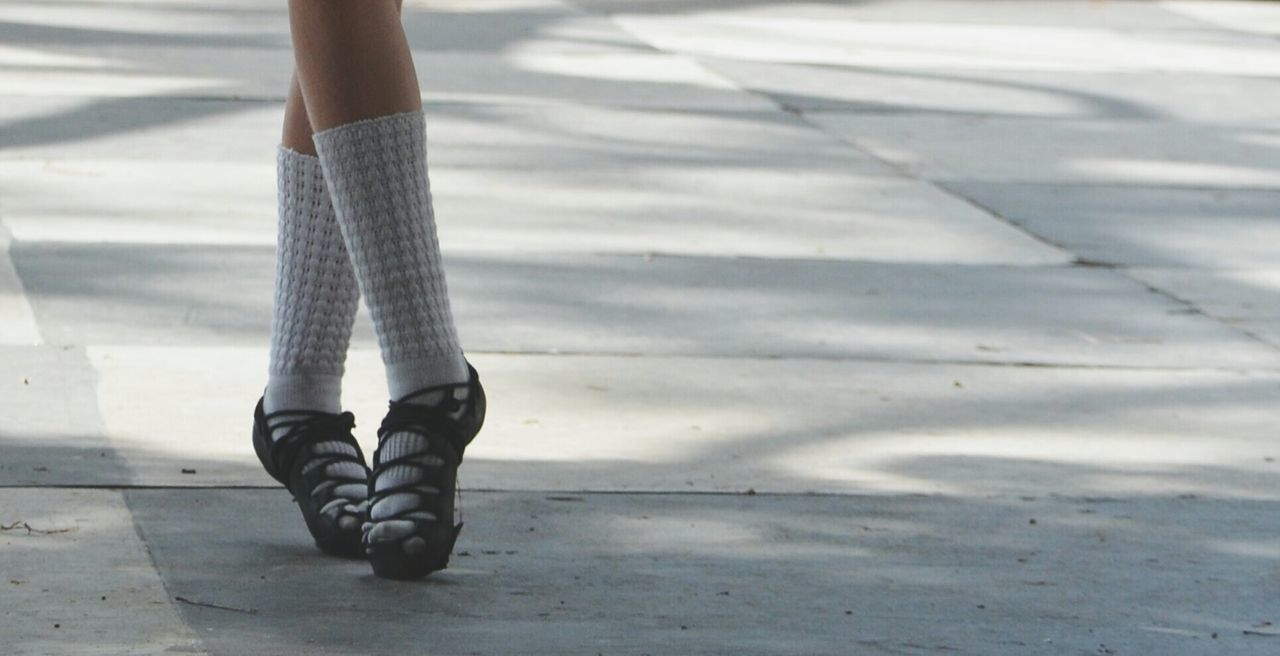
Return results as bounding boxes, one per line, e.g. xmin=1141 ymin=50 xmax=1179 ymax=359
xmin=264 ymin=146 xmax=367 ymax=527
xmin=312 ymin=110 xmax=470 ymax=545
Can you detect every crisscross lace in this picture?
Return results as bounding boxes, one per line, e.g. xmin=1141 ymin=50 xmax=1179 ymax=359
xmin=366 ymin=383 xmax=472 ymax=546
xmin=264 ymin=409 xmax=368 ymax=520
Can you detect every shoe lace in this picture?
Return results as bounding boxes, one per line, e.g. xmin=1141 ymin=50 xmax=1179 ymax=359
xmin=264 ymin=410 xmax=366 ymax=510
xmin=370 ymin=384 xmax=472 ymax=527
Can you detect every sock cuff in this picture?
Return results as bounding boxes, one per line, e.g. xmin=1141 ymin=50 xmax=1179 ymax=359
xmin=311 ymin=110 xmax=425 ymax=152
xmin=278 ymin=144 xmax=320 ymax=162
xmin=277 ymin=144 xmax=324 ymax=183
xmin=264 ymin=373 xmax=344 ymax=414
xmin=312 ymin=111 xmax=428 ymax=190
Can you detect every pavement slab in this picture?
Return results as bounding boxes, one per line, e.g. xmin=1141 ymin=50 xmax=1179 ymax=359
xmin=700 ymin=59 xmax=1280 ymax=122
xmin=574 ymin=0 xmax=1219 ymax=29
xmin=16 ymin=248 xmax=1280 ymax=368
xmin=1 ymin=45 xmax=770 ymax=111
xmin=83 ymin=350 xmax=1280 ymax=495
xmin=126 ymin=488 xmax=1280 ymax=656
xmin=945 ymin=183 xmax=1280 ymax=270
xmin=606 ymin=8 xmax=1280 ymax=75
xmin=1 ymin=100 xmax=917 ymax=252
xmin=0 ymin=346 xmax=126 ymax=487
xmin=0 ymin=97 xmax=891 ymax=174
xmin=0 ymin=156 xmax=1068 ymax=264
xmin=1160 ymin=0 xmax=1280 ymax=36
xmin=0 ymin=0 xmax=645 ymax=55
xmin=1 ymin=488 xmax=205 ymax=655
xmin=805 ymin=113 xmax=1280 ymax=188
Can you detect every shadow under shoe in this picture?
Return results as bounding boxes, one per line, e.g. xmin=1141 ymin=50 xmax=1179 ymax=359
xmin=365 ymin=362 xmax=486 ymax=580
xmin=252 ymin=399 xmax=370 ymax=558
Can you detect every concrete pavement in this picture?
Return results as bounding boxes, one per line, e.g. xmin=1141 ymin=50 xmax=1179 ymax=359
xmin=2 ymin=1 xmax=1279 ymax=654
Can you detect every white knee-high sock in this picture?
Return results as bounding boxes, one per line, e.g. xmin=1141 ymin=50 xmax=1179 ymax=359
xmin=265 ymin=146 xmax=361 ymax=414
xmin=311 ymin=110 xmax=468 ymax=399
xmin=313 ymin=111 xmax=470 ymax=545
xmin=264 ymin=148 xmax=367 ymax=522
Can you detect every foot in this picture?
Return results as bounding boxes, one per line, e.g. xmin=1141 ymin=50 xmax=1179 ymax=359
xmin=252 ymin=399 xmax=370 ymax=558
xmin=364 ymin=362 xmax=486 ymax=579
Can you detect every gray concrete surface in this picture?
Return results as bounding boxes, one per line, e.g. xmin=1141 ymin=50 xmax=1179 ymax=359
xmin=124 ymin=488 xmax=1279 ymax=655
xmin=2 ymin=1 xmax=1280 ymax=654
xmin=3 ymin=488 xmax=204 ymax=656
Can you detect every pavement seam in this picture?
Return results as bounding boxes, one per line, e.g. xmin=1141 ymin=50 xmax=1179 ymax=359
xmin=1114 ymin=269 xmax=1280 ymax=353
xmin=120 ymin=488 xmax=213 ymax=655
xmin=778 ymin=106 xmax=1077 ymax=260
xmin=931 ymin=181 xmax=1280 ymax=354
xmin=0 ymin=220 xmax=43 ymax=346
xmin=770 ymin=110 xmax=1280 ymax=358
xmin=938 ymin=183 xmax=1280 ymax=355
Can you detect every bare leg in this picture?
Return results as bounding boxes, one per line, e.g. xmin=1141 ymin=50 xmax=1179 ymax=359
xmin=282 ymin=0 xmax=407 ymax=153
xmin=287 ymin=0 xmax=418 ymax=134
xmin=281 ymin=73 xmax=316 ymax=155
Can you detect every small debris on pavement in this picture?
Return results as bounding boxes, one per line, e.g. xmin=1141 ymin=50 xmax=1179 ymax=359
xmin=1 ymin=520 xmax=77 ymax=535
xmin=174 ymin=596 xmax=258 ymax=615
